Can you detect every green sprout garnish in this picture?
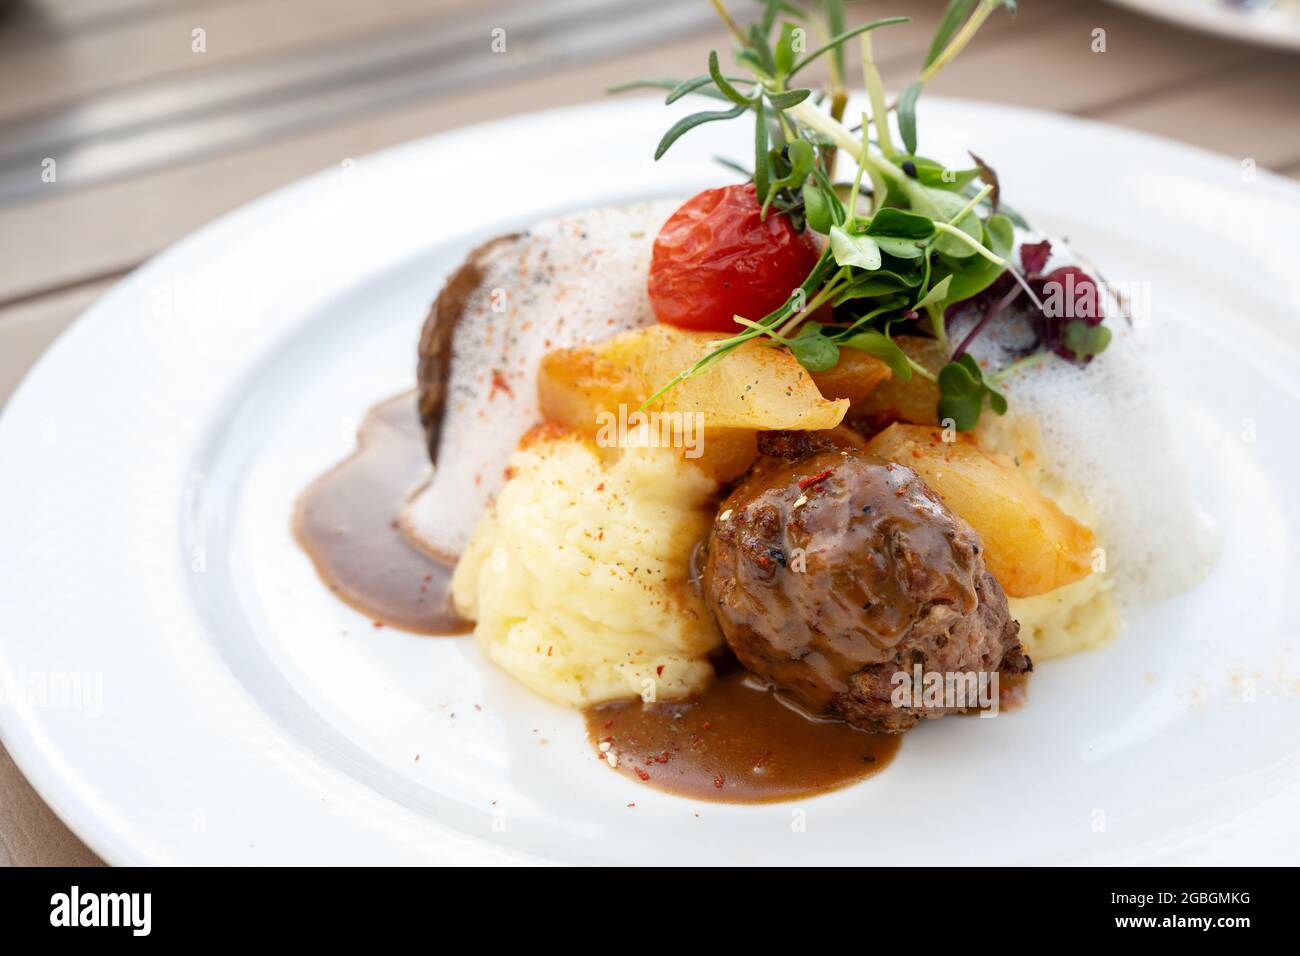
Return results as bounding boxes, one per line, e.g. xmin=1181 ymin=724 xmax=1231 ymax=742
xmin=613 ymin=0 xmax=1104 ymax=431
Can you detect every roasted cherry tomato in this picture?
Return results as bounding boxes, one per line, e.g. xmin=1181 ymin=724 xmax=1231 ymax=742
xmin=648 ymin=184 xmax=821 ymax=333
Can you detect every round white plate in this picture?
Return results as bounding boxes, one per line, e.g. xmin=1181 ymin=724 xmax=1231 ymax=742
xmin=2 ymin=96 xmax=1300 ymax=865
xmin=1109 ymin=0 xmax=1300 ymax=51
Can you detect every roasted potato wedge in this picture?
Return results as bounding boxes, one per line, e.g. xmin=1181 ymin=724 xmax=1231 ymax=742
xmin=809 ymin=349 xmax=893 ymax=407
xmin=865 ymin=423 xmax=1096 ymax=597
xmin=539 ymin=325 xmax=848 ymax=480
xmin=850 ymin=335 xmax=945 ymax=428
xmin=538 ymin=321 xmax=842 ymax=421
xmin=610 ymin=324 xmax=848 ymax=429
xmin=535 ymin=343 xmax=629 ymax=435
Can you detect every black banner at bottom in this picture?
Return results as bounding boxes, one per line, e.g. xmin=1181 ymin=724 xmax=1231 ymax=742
xmin=0 ymin=865 xmax=1284 ymax=940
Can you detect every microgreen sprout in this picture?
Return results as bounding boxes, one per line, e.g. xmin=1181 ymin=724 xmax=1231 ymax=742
xmin=612 ymin=0 xmax=1107 ymax=429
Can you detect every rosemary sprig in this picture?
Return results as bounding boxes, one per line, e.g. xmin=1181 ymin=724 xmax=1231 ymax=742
xmin=613 ymin=0 xmax=1103 ymax=431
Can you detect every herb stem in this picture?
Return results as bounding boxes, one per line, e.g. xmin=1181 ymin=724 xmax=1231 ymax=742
xmin=926 ymin=304 xmax=949 ymax=353
xmin=825 ymin=89 xmax=848 ymax=179
xmin=931 ymin=222 xmax=1005 ymax=265
xmin=818 ymin=11 xmax=848 ymax=180
xmin=991 ymin=351 xmax=1049 ymax=384
xmin=785 ymin=99 xmax=860 ymax=155
xmin=860 ymin=32 xmax=895 ymax=157
xmin=952 ymin=283 xmax=1021 ymax=360
xmin=1006 ymin=263 xmax=1047 ymax=313
xmin=831 ymin=305 xmax=889 ymax=341
xmin=844 ymin=113 xmax=870 ymax=231
xmin=786 ymin=100 xmax=913 ymax=197
xmin=906 ymin=355 xmax=938 ymax=382
xmin=774 ymin=271 xmax=849 ymax=339
xmin=776 ymin=103 xmax=795 ymax=142
xmin=920 ymin=0 xmax=996 ymax=85
xmin=949 ymin=182 xmax=994 ymax=227
xmin=709 ymin=0 xmax=748 ymax=47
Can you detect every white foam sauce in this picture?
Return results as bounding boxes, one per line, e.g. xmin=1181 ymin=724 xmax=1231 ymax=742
xmin=960 ymin=234 xmax=1216 ymax=606
xmin=402 ymin=200 xmax=677 ymax=559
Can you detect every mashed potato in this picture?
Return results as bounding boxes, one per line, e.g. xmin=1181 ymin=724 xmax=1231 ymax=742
xmin=979 ymin=413 xmax=1116 ymax=661
xmin=1010 ymin=571 xmax=1114 ymax=661
xmin=451 ymin=429 xmax=722 ymax=706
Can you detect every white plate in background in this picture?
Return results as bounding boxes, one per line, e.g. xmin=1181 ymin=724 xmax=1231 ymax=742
xmin=1 ymin=96 xmax=1299 ymax=864
xmin=1109 ymin=0 xmax=1300 ymax=51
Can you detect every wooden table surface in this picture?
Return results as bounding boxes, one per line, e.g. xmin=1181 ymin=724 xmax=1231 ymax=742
xmin=1 ymin=0 xmax=1298 ymax=866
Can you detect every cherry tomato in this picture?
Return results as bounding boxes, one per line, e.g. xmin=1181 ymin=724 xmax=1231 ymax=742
xmin=648 ymin=184 xmax=821 ymax=333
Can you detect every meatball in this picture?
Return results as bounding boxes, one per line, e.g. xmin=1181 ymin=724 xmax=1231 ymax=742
xmin=702 ymin=434 xmax=1029 ymax=733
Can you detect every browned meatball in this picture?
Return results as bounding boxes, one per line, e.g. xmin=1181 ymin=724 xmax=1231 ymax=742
xmin=702 ymin=434 xmax=1029 ymax=733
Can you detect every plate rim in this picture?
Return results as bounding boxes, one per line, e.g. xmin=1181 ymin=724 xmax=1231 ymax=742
xmin=2 ymin=94 xmax=1300 ymax=865
xmin=1107 ymin=0 xmax=1300 ymax=53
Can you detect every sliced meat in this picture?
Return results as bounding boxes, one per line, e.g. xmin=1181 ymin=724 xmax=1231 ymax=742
xmin=416 ymin=234 xmax=518 ymax=463
xmin=401 ymin=200 xmax=678 ymax=561
xmin=702 ymin=440 xmax=1028 ymax=733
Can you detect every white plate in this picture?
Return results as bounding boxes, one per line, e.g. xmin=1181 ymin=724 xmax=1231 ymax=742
xmin=2 ymin=96 xmax=1300 ymax=865
xmin=1109 ymin=0 xmax=1300 ymax=51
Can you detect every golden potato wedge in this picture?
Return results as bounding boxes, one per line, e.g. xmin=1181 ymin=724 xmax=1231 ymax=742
xmin=809 ymin=349 xmax=893 ymax=406
xmin=541 ymin=324 xmax=849 ymax=431
xmin=539 ymin=325 xmax=849 ymax=481
xmin=864 ymin=423 xmax=1096 ymax=597
xmin=850 ymin=335 xmax=945 ymax=428
xmin=534 ymin=344 xmax=631 ymax=435
xmin=685 ymin=427 xmax=760 ymax=483
xmin=629 ymin=325 xmax=848 ymax=428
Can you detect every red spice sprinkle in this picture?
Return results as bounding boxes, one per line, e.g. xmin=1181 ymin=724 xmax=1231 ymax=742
xmin=604 ymin=719 xmax=614 ymax=729
xmin=489 ymin=369 xmax=514 ymax=399
xmin=372 ymin=620 xmax=385 ymax=629
xmin=634 ymin=767 xmax=651 ymax=781
xmin=713 ymin=774 xmax=725 ymax=790
xmin=702 ymin=721 xmax=712 ymax=731
xmin=654 ymin=751 xmax=670 ymax=764
xmin=656 ymin=664 xmax=665 ymax=676
xmin=798 ymin=468 xmax=833 ymax=490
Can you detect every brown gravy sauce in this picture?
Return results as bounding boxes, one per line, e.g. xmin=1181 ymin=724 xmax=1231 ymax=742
xmin=292 ymin=392 xmax=469 ymax=635
xmin=584 ymin=658 xmax=900 ymax=803
xmin=296 ymin=393 xmax=910 ymax=803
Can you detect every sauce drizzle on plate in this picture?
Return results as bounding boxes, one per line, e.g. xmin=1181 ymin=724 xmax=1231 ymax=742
xmin=293 ymin=392 xmax=468 ymax=635
xmin=584 ymin=659 xmax=899 ymax=803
